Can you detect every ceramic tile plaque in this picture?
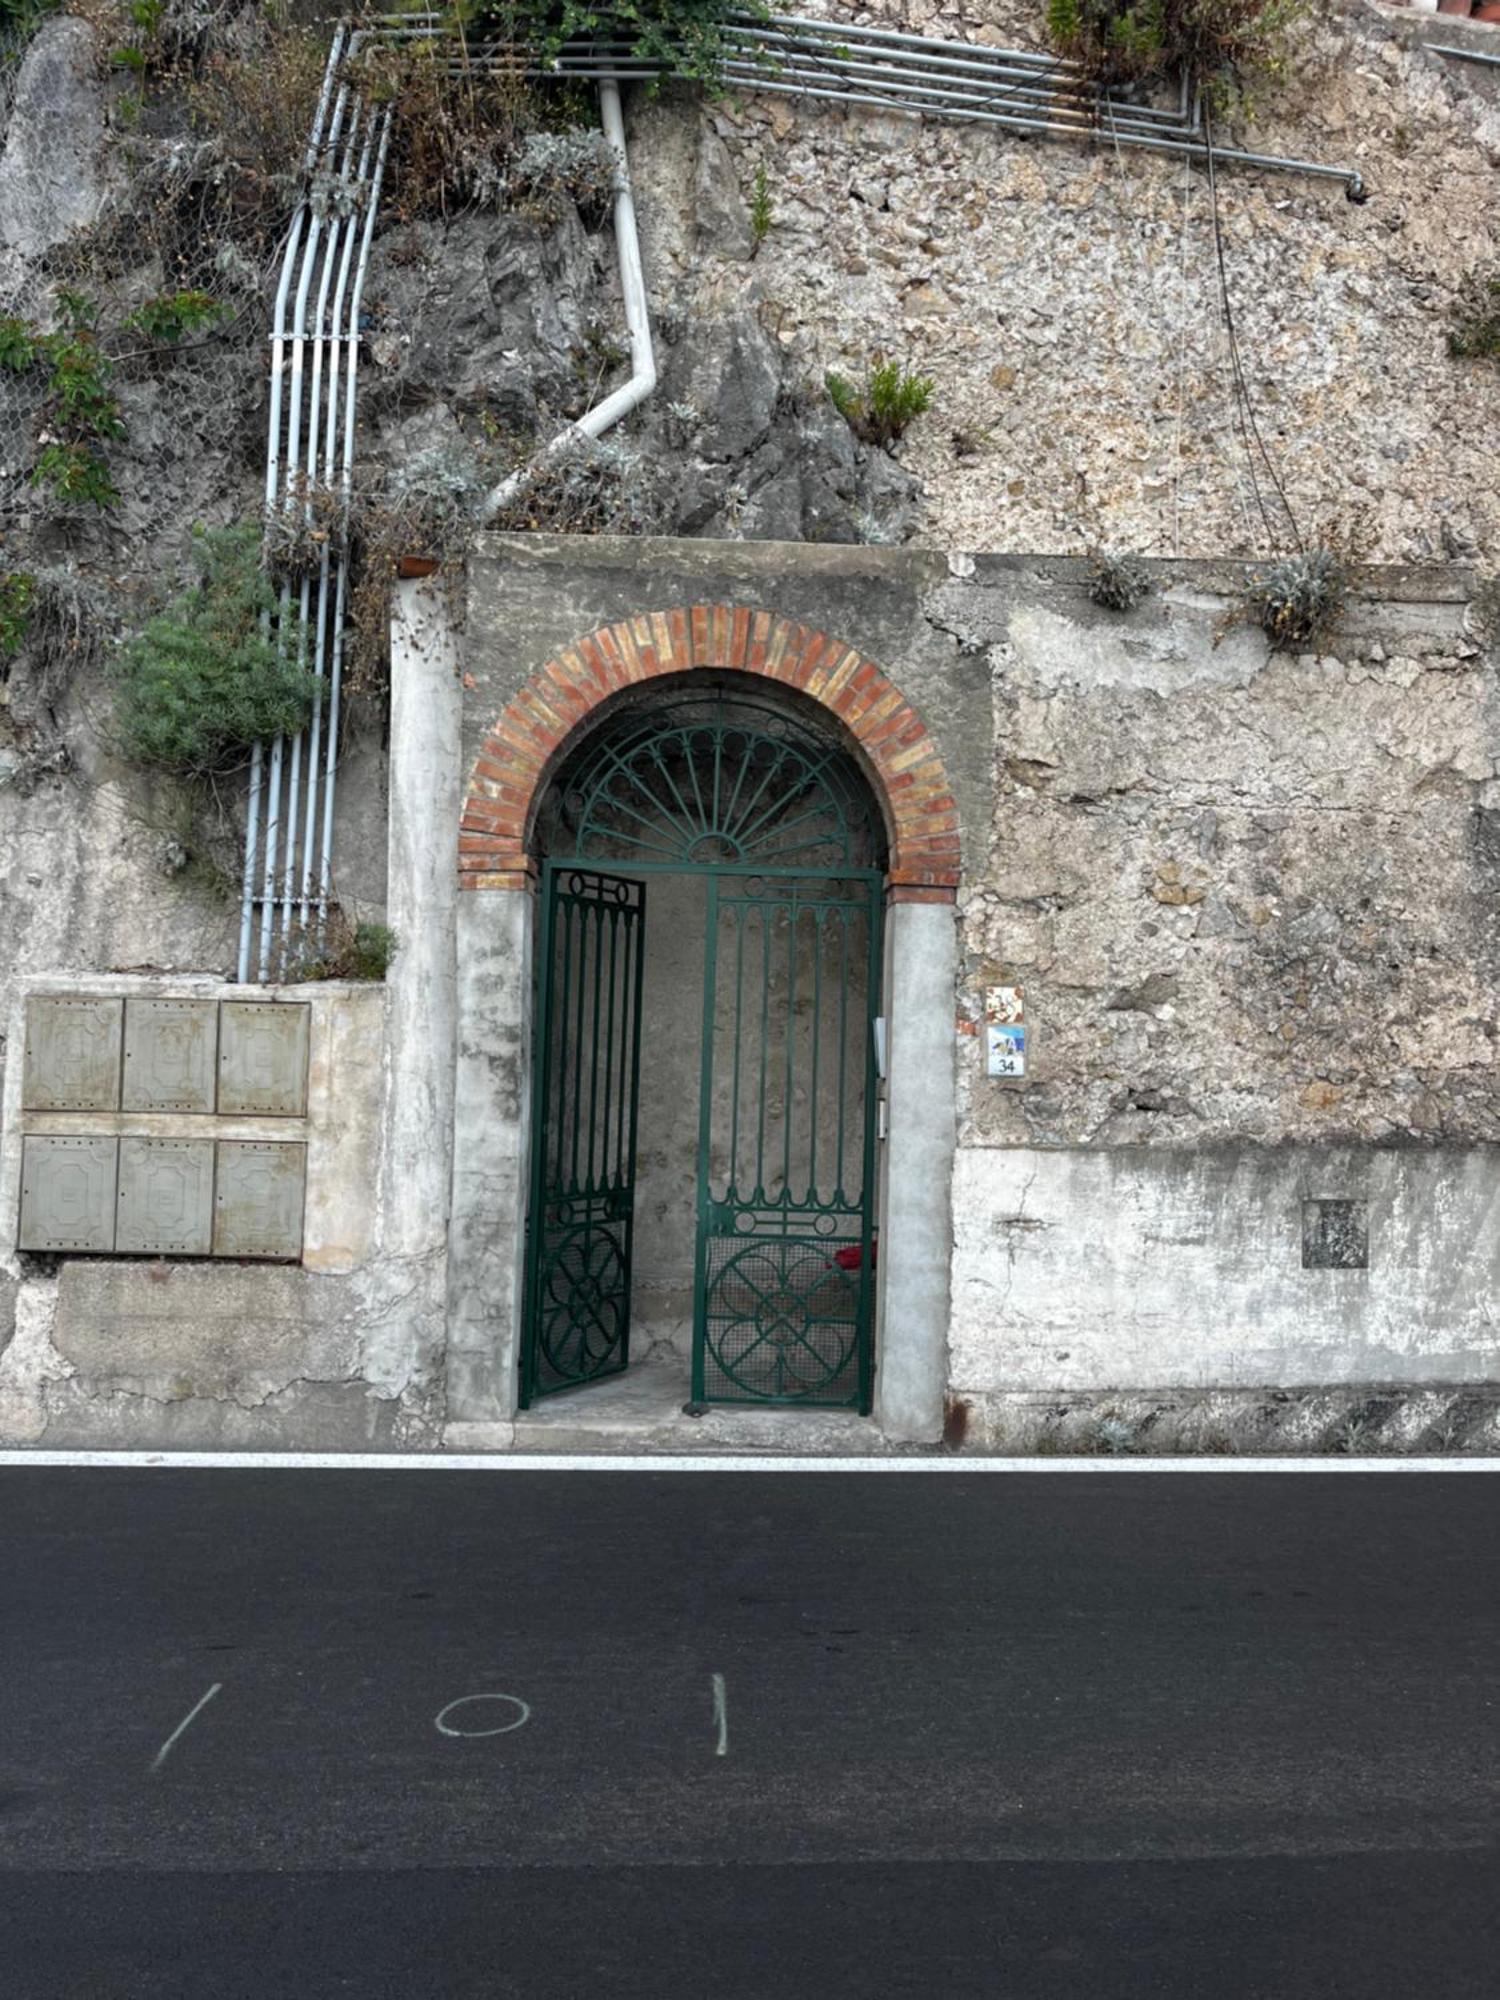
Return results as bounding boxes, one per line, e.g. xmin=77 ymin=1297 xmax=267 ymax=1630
xmin=217 ymin=1002 xmax=310 ymax=1117
xmin=22 ymin=997 xmax=123 ymax=1112
xmin=18 ymin=1136 xmax=119 ymax=1252
xmin=213 ymin=1141 xmax=306 ymax=1259
xmin=122 ymin=999 xmax=218 ymax=1114
xmin=116 ymin=1137 xmax=215 ymax=1256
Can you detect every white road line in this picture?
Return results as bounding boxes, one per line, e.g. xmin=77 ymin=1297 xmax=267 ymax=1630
xmin=433 ymin=1693 xmax=531 ymax=1739
xmin=0 ymin=1451 xmax=1495 ymax=1473
xmin=711 ymin=1673 xmax=729 ymax=1758
xmin=150 ymin=1681 xmax=222 ymax=1773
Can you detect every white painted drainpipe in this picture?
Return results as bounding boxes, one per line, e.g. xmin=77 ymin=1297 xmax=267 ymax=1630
xmin=480 ymin=77 xmax=657 ymax=521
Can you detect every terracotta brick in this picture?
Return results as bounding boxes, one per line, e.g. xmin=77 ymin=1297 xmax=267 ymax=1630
xmin=887 ymin=738 xmax=940 ymax=777
xmin=716 ymin=604 xmax=740 ymax=668
xmin=729 ymin=606 xmax=750 ymax=668
xmin=543 ymin=663 xmax=594 ymax=720
xmin=822 ymin=648 xmax=863 ymax=702
xmin=764 ymin=618 xmax=794 ymax=678
xmin=690 ymin=604 xmax=711 ymax=659
xmin=748 ymin=610 xmax=772 ymax=671
xmin=611 ymin=620 xmax=645 ymax=681
xmin=887 ymin=883 xmax=958 ymax=905
xmin=648 ymin=610 xmax=674 ymax=670
xmin=595 ymin=625 xmax=628 ymax=682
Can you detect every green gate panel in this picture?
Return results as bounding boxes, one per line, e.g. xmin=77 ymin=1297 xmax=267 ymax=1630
xmin=122 ymin=999 xmax=218 ymax=1114
xmin=22 ymin=997 xmax=123 ymax=1112
xmin=694 ymin=874 xmax=881 ymax=1411
xmin=522 ymin=868 xmax=647 ymax=1404
xmin=212 ymin=1141 xmax=306 ymax=1259
xmin=116 ymin=1137 xmax=216 ymax=1256
xmin=19 ymin=1136 xmax=119 ymax=1252
xmin=217 ymin=1002 xmax=310 ymax=1117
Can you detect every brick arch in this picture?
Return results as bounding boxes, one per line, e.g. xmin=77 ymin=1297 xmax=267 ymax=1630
xmin=459 ymin=605 xmax=960 ymax=902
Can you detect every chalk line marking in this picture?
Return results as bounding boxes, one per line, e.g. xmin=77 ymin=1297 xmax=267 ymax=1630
xmin=151 ymin=1681 xmax=222 ymax=1773
xmin=711 ymin=1673 xmax=729 ymax=1758
xmin=435 ymin=1693 xmax=531 ymax=1739
xmin=2 ymin=1451 xmax=1497 ymax=1474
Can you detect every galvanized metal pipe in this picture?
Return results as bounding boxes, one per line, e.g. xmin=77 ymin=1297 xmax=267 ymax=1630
xmin=319 ymin=108 xmax=392 ymax=928
xmin=282 ymin=101 xmax=365 ymax=949
xmin=239 ymin=22 xmax=347 ymax=983
xmin=480 ymin=77 xmax=656 ymax=521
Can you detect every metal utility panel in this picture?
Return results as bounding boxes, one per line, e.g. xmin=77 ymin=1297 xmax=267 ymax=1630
xmin=122 ymin=999 xmax=218 ymax=1114
xmin=116 ymin=1137 xmax=215 ymax=1256
xmin=213 ymin=1142 xmax=306 ymax=1259
xmin=22 ymin=998 xmax=124 ymax=1112
xmin=18 ymin=1136 xmax=119 ymax=1252
xmin=217 ymin=1002 xmax=310 ymax=1117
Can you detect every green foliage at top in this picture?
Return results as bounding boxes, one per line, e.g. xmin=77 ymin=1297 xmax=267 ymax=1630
xmin=827 ymin=356 xmax=935 ymax=450
xmin=111 ymin=526 xmax=321 ymax=773
xmin=0 ymin=0 xmax=58 ymax=44
xmin=0 ymin=571 xmax=36 ymax=659
xmin=446 ymin=0 xmax=770 ymax=92
xmin=1448 ymin=266 xmax=1500 ymax=362
xmin=1 ymin=292 xmax=124 ymax=510
xmin=1045 ymin=0 xmax=1307 ymax=103
xmin=124 ymin=289 xmax=228 ymax=344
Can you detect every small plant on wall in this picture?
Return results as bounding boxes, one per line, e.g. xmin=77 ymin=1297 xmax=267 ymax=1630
xmin=1245 ymin=543 xmax=1348 ymax=649
xmin=1087 ymin=549 xmax=1153 ymax=612
xmin=1448 ymin=265 xmax=1500 ymax=362
xmin=827 ymin=355 xmax=935 ymax=449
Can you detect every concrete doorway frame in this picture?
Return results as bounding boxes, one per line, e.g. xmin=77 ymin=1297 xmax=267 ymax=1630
xmin=436 ymin=598 xmax=960 ymax=1444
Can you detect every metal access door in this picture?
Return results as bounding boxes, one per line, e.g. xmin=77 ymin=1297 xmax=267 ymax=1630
xmin=521 ymin=866 xmax=647 ymax=1406
xmin=693 ymin=871 xmax=883 ymax=1411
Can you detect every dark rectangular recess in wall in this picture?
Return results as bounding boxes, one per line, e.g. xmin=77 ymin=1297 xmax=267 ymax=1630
xmin=1302 ymin=1198 xmax=1369 ymax=1270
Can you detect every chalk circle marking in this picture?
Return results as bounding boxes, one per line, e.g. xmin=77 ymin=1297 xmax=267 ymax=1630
xmin=434 ymin=1693 xmax=531 ymax=1739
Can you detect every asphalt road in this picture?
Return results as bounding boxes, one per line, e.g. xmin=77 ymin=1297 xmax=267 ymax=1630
xmin=0 ymin=1465 xmax=1496 ymax=1998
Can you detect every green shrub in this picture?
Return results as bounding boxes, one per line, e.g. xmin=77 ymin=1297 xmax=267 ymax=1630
xmin=124 ymin=289 xmax=227 ymax=344
xmin=0 ymin=571 xmax=35 ymax=659
xmin=111 ymin=525 xmax=321 ymax=772
xmin=1045 ymin=0 xmax=1307 ymax=105
xmin=1 ymin=292 xmax=125 ymax=510
xmin=281 ymin=912 xmax=399 ymax=983
xmin=449 ymin=1 xmax=770 ymax=92
xmin=0 ymin=1 xmax=59 ymax=41
xmin=827 ymin=356 xmax=935 ymax=449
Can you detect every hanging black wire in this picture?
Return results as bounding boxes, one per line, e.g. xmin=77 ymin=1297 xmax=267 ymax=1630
xmin=1203 ymin=105 xmax=1304 ymax=554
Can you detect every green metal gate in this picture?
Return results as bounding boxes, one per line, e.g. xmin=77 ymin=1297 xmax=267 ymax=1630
xmin=521 ymin=699 xmax=884 ymax=1414
xmin=693 ymin=870 xmax=882 ymax=1411
xmin=521 ymin=866 xmax=647 ymax=1405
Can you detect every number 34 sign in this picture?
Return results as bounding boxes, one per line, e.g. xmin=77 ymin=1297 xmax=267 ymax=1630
xmin=985 ymin=985 xmax=1026 ymax=1078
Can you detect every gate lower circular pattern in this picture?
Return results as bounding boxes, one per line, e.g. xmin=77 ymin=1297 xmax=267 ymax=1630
xmin=703 ymin=1241 xmax=860 ymax=1400
xmin=538 ymin=1228 xmax=628 ymax=1383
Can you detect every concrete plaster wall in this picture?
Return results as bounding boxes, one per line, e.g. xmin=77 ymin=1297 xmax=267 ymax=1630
xmin=949 ymin=1144 xmax=1500 ymax=1402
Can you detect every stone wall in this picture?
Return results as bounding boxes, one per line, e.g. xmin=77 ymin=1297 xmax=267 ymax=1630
xmin=633 ymin=0 xmax=1500 ymax=565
